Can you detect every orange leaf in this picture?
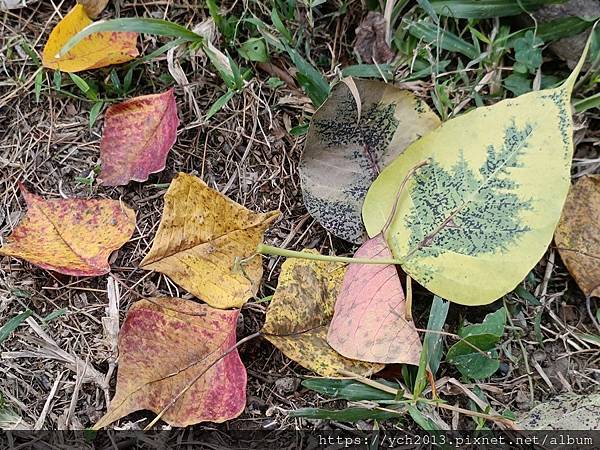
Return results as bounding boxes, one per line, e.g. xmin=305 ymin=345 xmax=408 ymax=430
xmin=327 ymin=234 xmax=422 ymax=364
xmin=93 ymin=297 xmax=246 ymax=429
xmin=100 ymin=90 xmax=179 ymax=186
xmin=42 ymin=4 xmax=138 ymax=73
xmin=0 ymin=185 xmax=135 ymax=276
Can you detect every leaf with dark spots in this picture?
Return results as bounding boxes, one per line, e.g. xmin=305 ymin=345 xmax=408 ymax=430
xmin=93 ymin=297 xmax=246 ymax=429
xmin=300 ymin=79 xmax=440 ymax=243
xmin=0 ymin=185 xmax=135 ymax=276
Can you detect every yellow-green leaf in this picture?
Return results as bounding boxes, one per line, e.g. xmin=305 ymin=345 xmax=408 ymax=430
xmin=362 ymin=42 xmax=591 ymax=306
xmin=300 ymin=79 xmax=440 ymax=243
xmin=261 ymin=250 xmax=383 ymax=377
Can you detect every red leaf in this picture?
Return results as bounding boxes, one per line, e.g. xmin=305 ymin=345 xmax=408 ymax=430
xmin=327 ymin=234 xmax=422 ymax=364
xmin=93 ymin=297 xmax=246 ymax=428
xmin=100 ymin=89 xmax=179 ymax=186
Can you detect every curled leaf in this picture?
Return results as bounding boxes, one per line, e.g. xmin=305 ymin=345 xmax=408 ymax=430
xmin=140 ymin=173 xmax=279 ymax=309
xmin=42 ymin=4 xmax=138 ymax=73
xmin=262 ymin=250 xmax=383 ymax=377
xmin=327 ymin=235 xmax=421 ymax=364
xmin=0 ymin=186 xmax=135 ymax=276
xmin=100 ymin=89 xmax=179 ymax=186
xmin=93 ymin=297 xmax=246 ymax=428
xmin=300 ymin=79 xmax=440 ymax=243
xmin=555 ymin=175 xmax=600 ymax=298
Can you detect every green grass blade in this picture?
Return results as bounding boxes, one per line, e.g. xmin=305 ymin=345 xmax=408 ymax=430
xmin=0 ymin=310 xmax=32 ymax=344
xmin=574 ymin=92 xmax=600 ymax=112
xmin=58 ymin=18 xmax=203 ymax=57
xmin=406 ymin=19 xmax=479 ymax=59
xmin=431 ymin=0 xmax=566 ymax=18
xmin=424 ymin=295 xmax=449 ymax=375
xmin=302 ymin=378 xmax=399 ymax=401
xmin=288 ymin=407 xmax=402 ymax=421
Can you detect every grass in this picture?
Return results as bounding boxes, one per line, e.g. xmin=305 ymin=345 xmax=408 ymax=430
xmin=0 ymin=0 xmax=599 ymax=439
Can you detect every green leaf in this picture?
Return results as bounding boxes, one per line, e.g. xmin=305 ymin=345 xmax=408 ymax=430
xmin=504 ymin=73 xmax=532 ymax=95
xmin=417 ymin=0 xmax=440 ymax=23
xmin=53 ymin=70 xmax=62 ymax=90
xmin=285 ymin=45 xmax=330 ymax=107
xmin=290 ymin=123 xmax=309 ymax=136
xmin=362 ymin=30 xmax=593 ymax=306
xmin=514 ymin=284 xmax=540 ymax=305
xmin=0 ymin=310 xmax=32 ymax=344
xmin=506 ymin=17 xmax=596 ymax=48
xmin=430 ymin=0 xmax=567 ymax=19
xmin=459 ymin=307 xmax=506 ymax=338
xmin=206 ymin=90 xmax=236 ymax=119
xmin=238 ymin=37 xmax=268 ymax=63
xmin=42 ymin=308 xmax=69 ymax=323
xmin=447 ymin=334 xmax=500 ymax=379
xmin=424 ymin=295 xmax=449 ymax=375
xmin=68 ymin=73 xmax=97 ymax=100
xmin=513 ymin=31 xmax=544 ymax=73
xmin=271 ymin=8 xmax=292 ymax=42
xmin=302 ymin=378 xmax=398 ymax=401
xmin=574 ymin=92 xmax=600 ymax=113
xmin=89 ymin=102 xmax=104 ymax=128
xmin=406 ymin=20 xmax=478 ymax=59
xmin=34 ymin=69 xmax=43 ymax=103
xmin=58 ymin=18 xmax=203 ymax=57
xmin=289 ymin=407 xmax=402 ymax=421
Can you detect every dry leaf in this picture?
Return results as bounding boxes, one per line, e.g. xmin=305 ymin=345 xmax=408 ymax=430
xmin=0 ymin=0 xmax=37 ymax=10
xmin=327 ymin=235 xmax=422 ymax=364
xmin=77 ymin=0 xmax=110 ymax=18
xmin=140 ymin=173 xmax=278 ymax=309
xmin=300 ymin=79 xmax=440 ymax=243
xmin=262 ymin=250 xmax=384 ymax=377
xmin=100 ymin=89 xmax=179 ymax=186
xmin=555 ymin=175 xmax=600 ymax=298
xmin=93 ymin=297 xmax=246 ymax=428
xmin=0 ymin=185 xmax=135 ymax=276
xmin=354 ymin=11 xmax=395 ymax=64
xmin=42 ymin=4 xmax=138 ymax=73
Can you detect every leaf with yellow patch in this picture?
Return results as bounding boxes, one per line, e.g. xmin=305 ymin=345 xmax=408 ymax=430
xmin=555 ymin=175 xmax=600 ymax=298
xmin=262 ymin=250 xmax=384 ymax=377
xmin=100 ymin=89 xmax=179 ymax=186
xmin=362 ymin=38 xmax=592 ymax=306
xmin=140 ymin=173 xmax=279 ymax=309
xmin=93 ymin=297 xmax=246 ymax=429
xmin=42 ymin=4 xmax=138 ymax=73
xmin=0 ymin=185 xmax=135 ymax=276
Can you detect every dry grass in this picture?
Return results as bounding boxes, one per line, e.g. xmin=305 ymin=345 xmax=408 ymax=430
xmin=0 ymin=0 xmax=599 ymax=440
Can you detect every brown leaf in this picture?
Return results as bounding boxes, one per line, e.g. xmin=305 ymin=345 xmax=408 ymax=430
xmin=0 ymin=185 xmax=135 ymax=276
xmin=262 ymin=250 xmax=384 ymax=377
xmin=555 ymin=174 xmax=600 ymax=297
xmin=77 ymin=0 xmax=110 ymax=18
xmin=354 ymin=11 xmax=394 ymax=64
xmin=140 ymin=173 xmax=279 ymax=309
xmin=93 ymin=297 xmax=246 ymax=429
xmin=327 ymin=234 xmax=422 ymax=364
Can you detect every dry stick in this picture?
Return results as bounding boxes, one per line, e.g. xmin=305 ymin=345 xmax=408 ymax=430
xmin=338 ymin=369 xmax=518 ymax=430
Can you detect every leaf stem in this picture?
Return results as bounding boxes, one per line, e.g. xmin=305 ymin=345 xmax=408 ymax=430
xmin=256 ymin=244 xmax=404 ymax=265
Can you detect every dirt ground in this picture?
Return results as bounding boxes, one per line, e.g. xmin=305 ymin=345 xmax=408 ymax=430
xmin=1 ymin=0 xmax=599 ymax=441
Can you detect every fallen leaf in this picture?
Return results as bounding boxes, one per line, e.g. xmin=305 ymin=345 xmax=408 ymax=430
xmin=0 ymin=0 xmax=37 ymax=10
xmin=100 ymin=89 xmax=179 ymax=186
xmin=262 ymin=250 xmax=383 ymax=377
xmin=518 ymin=392 xmax=600 ymax=430
xmin=327 ymin=234 xmax=421 ymax=364
xmin=354 ymin=11 xmax=395 ymax=64
xmin=300 ymin=79 xmax=440 ymax=243
xmin=362 ymin=39 xmax=591 ymax=305
xmin=77 ymin=0 xmax=110 ymax=18
xmin=554 ymin=175 xmax=600 ymax=298
xmin=0 ymin=186 xmax=135 ymax=276
xmin=140 ymin=173 xmax=278 ymax=309
xmin=93 ymin=297 xmax=246 ymax=428
xmin=42 ymin=4 xmax=138 ymax=73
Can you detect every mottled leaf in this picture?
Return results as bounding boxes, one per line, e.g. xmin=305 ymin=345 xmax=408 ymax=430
xmin=300 ymin=79 xmax=440 ymax=243
xmin=518 ymin=393 xmax=600 ymax=430
xmin=77 ymin=0 xmax=110 ymax=19
xmin=42 ymin=4 xmax=138 ymax=73
xmin=362 ymin=40 xmax=591 ymax=305
xmin=262 ymin=250 xmax=383 ymax=377
xmin=140 ymin=173 xmax=278 ymax=309
xmin=555 ymin=175 xmax=600 ymax=298
xmin=327 ymin=235 xmax=421 ymax=364
xmin=100 ymin=89 xmax=179 ymax=186
xmin=0 ymin=186 xmax=135 ymax=276
xmin=93 ymin=297 xmax=246 ymax=429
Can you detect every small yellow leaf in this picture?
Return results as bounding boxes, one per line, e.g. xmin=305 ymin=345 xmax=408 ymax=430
xmin=42 ymin=4 xmax=138 ymax=73
xmin=140 ymin=173 xmax=279 ymax=309
xmin=262 ymin=250 xmax=384 ymax=377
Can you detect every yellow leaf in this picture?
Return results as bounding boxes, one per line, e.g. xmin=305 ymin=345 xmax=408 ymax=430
xmin=362 ymin=39 xmax=591 ymax=306
xmin=140 ymin=173 xmax=279 ymax=309
xmin=42 ymin=4 xmax=138 ymax=73
xmin=262 ymin=250 xmax=384 ymax=377
xmin=555 ymin=175 xmax=600 ymax=298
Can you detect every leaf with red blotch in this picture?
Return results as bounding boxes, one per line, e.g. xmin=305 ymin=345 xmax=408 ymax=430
xmin=93 ymin=297 xmax=247 ymax=429
xmin=327 ymin=234 xmax=422 ymax=365
xmin=0 ymin=185 xmax=135 ymax=276
xmin=100 ymin=89 xmax=179 ymax=186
